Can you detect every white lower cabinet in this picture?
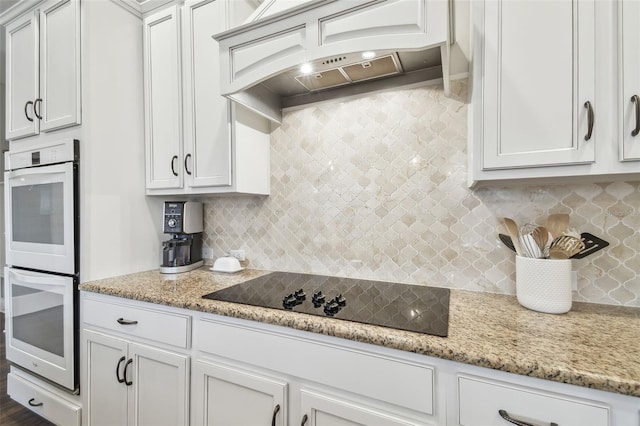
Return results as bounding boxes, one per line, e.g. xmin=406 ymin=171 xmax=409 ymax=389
xmin=300 ymin=388 xmax=427 ymax=426
xmin=84 ymin=331 xmax=189 ymax=426
xmin=81 ymin=291 xmax=640 ymax=426
xmin=7 ymin=367 xmax=81 ymax=426
xmin=192 ymin=359 xmax=287 ymax=426
xmin=193 ymin=317 xmax=437 ymax=426
xmin=458 ymin=375 xmax=609 ymax=426
xmin=81 ymin=293 xmax=191 ymax=426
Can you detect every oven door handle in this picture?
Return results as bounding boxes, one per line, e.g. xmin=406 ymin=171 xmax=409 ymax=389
xmin=6 ymin=166 xmax=68 ymax=179
xmin=8 ymin=269 xmax=68 ymax=287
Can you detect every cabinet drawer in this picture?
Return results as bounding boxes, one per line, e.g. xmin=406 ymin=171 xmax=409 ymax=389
xmin=198 ymin=318 xmax=434 ymax=415
xmin=8 ymin=372 xmax=81 ymax=426
xmin=83 ymin=296 xmax=191 ymax=348
xmin=458 ymin=375 xmax=609 ymax=426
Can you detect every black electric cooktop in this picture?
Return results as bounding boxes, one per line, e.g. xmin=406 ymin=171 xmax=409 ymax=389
xmin=203 ymin=272 xmax=450 ymax=337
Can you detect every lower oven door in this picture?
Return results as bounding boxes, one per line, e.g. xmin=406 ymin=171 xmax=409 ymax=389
xmin=4 ymin=267 xmax=77 ymax=391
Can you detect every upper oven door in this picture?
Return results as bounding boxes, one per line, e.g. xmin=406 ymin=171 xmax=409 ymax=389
xmin=5 ymin=162 xmax=76 ymax=275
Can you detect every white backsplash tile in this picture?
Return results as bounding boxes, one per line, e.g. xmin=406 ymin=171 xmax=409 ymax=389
xmin=203 ymin=83 xmax=640 ymax=307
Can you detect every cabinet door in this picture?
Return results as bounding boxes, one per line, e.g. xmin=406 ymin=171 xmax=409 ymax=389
xmin=620 ymin=0 xmax=640 ymax=161
xmin=144 ymin=6 xmax=183 ymax=190
xmin=300 ymin=389 xmax=422 ymax=426
xmin=482 ymin=0 xmax=596 ymax=169
xmin=84 ymin=330 xmax=129 ymax=426
xmin=128 ymin=343 xmax=189 ymax=426
xmin=39 ymin=0 xmax=81 ymax=132
xmin=192 ymin=359 xmax=287 ymax=426
xmin=5 ymin=12 xmax=39 ymax=140
xmin=182 ymin=0 xmax=232 ymax=188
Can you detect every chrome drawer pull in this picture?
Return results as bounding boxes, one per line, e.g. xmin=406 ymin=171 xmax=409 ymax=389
xmin=499 ymin=409 xmax=558 ymax=426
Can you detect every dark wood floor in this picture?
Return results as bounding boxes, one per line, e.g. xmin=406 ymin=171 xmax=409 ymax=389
xmin=0 ymin=312 xmax=55 ymax=426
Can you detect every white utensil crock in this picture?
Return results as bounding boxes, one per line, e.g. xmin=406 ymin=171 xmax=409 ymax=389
xmin=515 ymin=256 xmax=572 ymax=314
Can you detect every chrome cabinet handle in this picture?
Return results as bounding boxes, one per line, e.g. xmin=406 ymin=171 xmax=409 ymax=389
xmin=25 ymin=101 xmax=34 ymax=122
xmin=124 ymin=358 xmax=133 ymax=386
xmin=28 ymin=398 xmax=43 ymax=407
xmin=34 ymin=98 xmax=43 ymax=120
xmin=499 ymin=409 xmax=558 ymax=426
xmin=631 ymin=95 xmax=640 ymax=137
xmin=300 ymin=414 xmax=308 ymax=426
xmin=116 ymin=356 xmax=126 ymax=383
xmin=271 ymin=404 xmax=280 ymax=426
xmin=171 ymin=155 xmax=178 ymax=176
xmin=184 ymin=153 xmax=192 ymax=175
xmin=584 ymin=101 xmax=594 ymax=141
xmin=117 ymin=318 xmax=138 ymax=325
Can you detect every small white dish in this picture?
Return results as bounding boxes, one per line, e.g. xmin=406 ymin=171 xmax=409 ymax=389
xmin=210 ymin=267 xmax=244 ymax=273
xmin=210 ymin=256 xmax=243 ymax=273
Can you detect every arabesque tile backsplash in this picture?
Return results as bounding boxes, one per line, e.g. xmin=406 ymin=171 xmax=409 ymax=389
xmin=203 ymin=82 xmax=640 ymax=307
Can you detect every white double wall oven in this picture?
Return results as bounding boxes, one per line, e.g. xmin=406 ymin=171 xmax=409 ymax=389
xmin=4 ymin=139 xmax=79 ymax=392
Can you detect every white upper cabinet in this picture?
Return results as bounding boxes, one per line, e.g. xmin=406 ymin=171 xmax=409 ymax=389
xmin=5 ymin=13 xmax=38 ymax=139
xmin=143 ymin=0 xmax=271 ymax=196
xmin=481 ymin=0 xmax=595 ymax=170
xmin=4 ymin=0 xmax=80 ymax=141
xmin=470 ymin=0 xmax=640 ymax=185
xmin=620 ymin=0 xmax=640 ymax=161
xmin=182 ymin=0 xmax=231 ymax=188
xmin=143 ymin=5 xmax=183 ymax=190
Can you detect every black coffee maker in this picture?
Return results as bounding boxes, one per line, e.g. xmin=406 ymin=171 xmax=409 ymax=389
xmin=160 ymin=201 xmax=203 ymax=273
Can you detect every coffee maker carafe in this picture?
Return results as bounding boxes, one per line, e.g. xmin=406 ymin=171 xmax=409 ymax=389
xmin=160 ymin=201 xmax=204 ymax=273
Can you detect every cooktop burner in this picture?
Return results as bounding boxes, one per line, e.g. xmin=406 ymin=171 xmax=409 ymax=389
xmin=203 ymin=272 xmax=449 ymax=337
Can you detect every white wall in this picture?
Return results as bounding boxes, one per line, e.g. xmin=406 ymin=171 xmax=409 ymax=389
xmin=78 ymin=0 xmax=164 ymax=282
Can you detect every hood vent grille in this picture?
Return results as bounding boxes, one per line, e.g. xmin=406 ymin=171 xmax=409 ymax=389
xmin=213 ymin=0 xmax=450 ymax=123
xmin=295 ymin=54 xmax=403 ymax=92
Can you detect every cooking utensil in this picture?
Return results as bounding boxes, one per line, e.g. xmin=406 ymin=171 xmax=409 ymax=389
xmin=549 ymin=235 xmax=585 ymax=259
xmin=571 ymin=232 xmax=610 ymax=259
xmin=532 ymin=226 xmax=549 ymax=254
xmin=503 ymin=218 xmax=523 ymax=256
xmin=498 ymin=234 xmax=516 ymax=253
xmin=519 ymin=233 xmax=543 ymax=258
xmin=546 ymin=213 xmax=570 ymax=239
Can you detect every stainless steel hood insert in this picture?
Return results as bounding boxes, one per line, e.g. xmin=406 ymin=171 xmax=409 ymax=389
xmin=214 ymin=0 xmax=450 ymax=123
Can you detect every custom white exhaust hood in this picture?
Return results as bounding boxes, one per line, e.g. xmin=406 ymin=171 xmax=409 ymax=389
xmin=213 ymin=0 xmax=451 ymax=123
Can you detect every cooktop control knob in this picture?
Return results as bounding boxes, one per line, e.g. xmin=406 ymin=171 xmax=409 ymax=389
xmin=312 ymin=291 xmax=326 ymax=307
xmin=294 ymin=289 xmax=306 ymax=301
xmin=282 ymin=293 xmax=298 ymax=309
xmin=323 ymin=300 xmax=341 ymax=316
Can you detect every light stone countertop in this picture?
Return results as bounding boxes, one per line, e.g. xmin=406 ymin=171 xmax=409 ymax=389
xmin=79 ymin=267 xmax=640 ymax=398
